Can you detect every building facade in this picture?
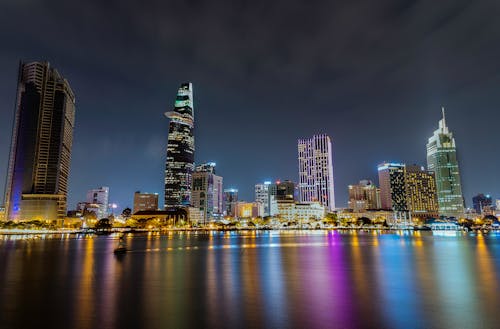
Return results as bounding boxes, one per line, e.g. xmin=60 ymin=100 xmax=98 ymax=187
xmin=277 ymin=202 xmax=325 ymax=223
xmin=348 ymin=180 xmax=381 ymax=212
xmin=405 ymin=165 xmax=439 ymax=219
xmin=472 ymin=194 xmax=492 ymax=214
xmin=4 ymin=62 xmax=75 ymax=221
xmin=377 ymin=162 xmax=407 ymax=218
xmin=133 ymin=191 xmax=159 ymax=213
xmin=255 ymin=181 xmax=278 ymax=217
xmin=191 ymin=162 xmax=223 ymax=223
xmin=223 ymin=188 xmax=238 ymax=217
xmin=426 ymin=108 xmax=464 ymax=218
xmin=298 ymin=134 xmax=335 ymax=211
xmin=164 ymin=82 xmax=195 ymax=208
xmin=86 ymin=186 xmax=109 ymax=219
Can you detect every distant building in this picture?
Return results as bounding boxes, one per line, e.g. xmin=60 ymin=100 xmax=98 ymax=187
xmin=405 ymin=165 xmax=439 ymax=219
xmin=277 ymin=202 xmax=325 ymax=223
xmin=223 ymin=189 xmax=238 ymax=217
xmin=0 ymin=206 xmax=5 ymax=221
xmin=348 ymin=180 xmax=381 ymax=212
xmin=4 ymin=62 xmax=75 ymax=221
xmin=86 ymin=187 xmax=109 ymax=219
xmin=378 ymin=162 xmax=408 ymax=220
xmin=191 ymin=162 xmax=223 ymax=223
xmin=298 ymin=134 xmax=335 ymax=210
xmin=133 ymin=191 xmax=159 ymax=213
xmin=472 ymin=194 xmax=492 ymax=214
xmin=164 ymin=82 xmax=195 ymax=208
xmin=426 ymin=108 xmax=464 ymax=218
xmin=255 ymin=182 xmax=278 ymax=216
xmin=236 ymin=202 xmax=254 ymax=218
xmin=271 ymin=180 xmax=296 ymax=201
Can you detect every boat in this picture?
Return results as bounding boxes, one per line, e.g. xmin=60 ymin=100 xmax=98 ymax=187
xmin=113 ymin=234 xmax=127 ymax=254
xmin=113 ymin=246 xmax=127 ymax=254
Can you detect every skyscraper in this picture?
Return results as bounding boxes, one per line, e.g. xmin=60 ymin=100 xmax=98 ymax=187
xmin=191 ymin=162 xmax=223 ymax=223
xmin=223 ymin=188 xmax=238 ymax=217
xmin=164 ymin=83 xmax=195 ymax=208
xmin=426 ymin=108 xmax=464 ymax=218
xmin=86 ymin=186 xmax=109 ymax=219
xmin=255 ymin=181 xmax=278 ymax=216
xmin=298 ymin=134 xmax=335 ymax=211
xmin=405 ymin=165 xmax=439 ymax=219
xmin=348 ymin=180 xmax=381 ymax=211
xmin=472 ymin=193 xmax=492 ymax=214
xmin=4 ymin=62 xmax=75 ymax=221
xmin=377 ymin=162 xmax=407 ymax=218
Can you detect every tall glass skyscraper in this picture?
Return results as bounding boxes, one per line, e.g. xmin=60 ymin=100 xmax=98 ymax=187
xmin=4 ymin=62 xmax=75 ymax=221
xmin=426 ymin=108 xmax=464 ymax=218
xmin=298 ymin=134 xmax=335 ymax=211
xmin=164 ymin=83 xmax=195 ymax=208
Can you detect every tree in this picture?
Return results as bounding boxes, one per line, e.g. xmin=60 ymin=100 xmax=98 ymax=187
xmin=122 ymin=207 xmax=132 ymax=218
xmin=95 ymin=218 xmax=112 ymax=231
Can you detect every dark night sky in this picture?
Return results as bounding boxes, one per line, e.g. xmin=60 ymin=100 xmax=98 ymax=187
xmin=1 ymin=0 xmax=500 ymax=211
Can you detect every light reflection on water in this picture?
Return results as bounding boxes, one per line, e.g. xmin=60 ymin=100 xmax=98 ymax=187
xmin=1 ymin=231 xmax=500 ymax=329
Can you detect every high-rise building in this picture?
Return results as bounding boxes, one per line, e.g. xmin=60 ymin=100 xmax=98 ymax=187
xmin=164 ymin=82 xmax=195 ymax=208
xmin=4 ymin=62 xmax=75 ymax=221
xmin=86 ymin=186 xmax=109 ymax=219
xmin=472 ymin=194 xmax=492 ymax=214
xmin=348 ymin=180 xmax=381 ymax=212
xmin=426 ymin=108 xmax=464 ymax=218
xmin=298 ymin=134 xmax=335 ymax=211
xmin=271 ymin=180 xmax=296 ymax=201
xmin=191 ymin=162 xmax=223 ymax=223
xmin=255 ymin=181 xmax=278 ymax=216
xmin=405 ymin=165 xmax=439 ymax=219
xmin=377 ymin=162 xmax=407 ymax=218
xmin=223 ymin=188 xmax=238 ymax=217
xmin=133 ymin=191 xmax=159 ymax=213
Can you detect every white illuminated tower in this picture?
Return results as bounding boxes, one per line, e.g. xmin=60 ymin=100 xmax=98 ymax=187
xmin=298 ymin=134 xmax=335 ymax=211
xmin=426 ymin=108 xmax=464 ymax=218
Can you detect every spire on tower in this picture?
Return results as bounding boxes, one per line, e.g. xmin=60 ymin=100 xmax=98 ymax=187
xmin=441 ymin=106 xmax=446 ymax=128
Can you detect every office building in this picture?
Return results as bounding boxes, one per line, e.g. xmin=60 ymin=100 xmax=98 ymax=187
xmin=426 ymin=108 xmax=464 ymax=218
xmin=4 ymin=62 xmax=75 ymax=221
xmin=277 ymin=202 xmax=325 ymax=223
xmin=472 ymin=194 xmax=492 ymax=214
xmin=348 ymin=180 xmax=381 ymax=212
xmin=133 ymin=191 xmax=159 ymax=213
xmin=298 ymin=134 xmax=335 ymax=210
xmin=223 ymin=188 xmax=238 ymax=217
xmin=255 ymin=181 xmax=278 ymax=216
xmin=405 ymin=165 xmax=439 ymax=219
xmin=191 ymin=162 xmax=223 ymax=223
xmin=378 ymin=162 xmax=407 ymax=219
xmin=86 ymin=186 xmax=109 ymax=219
xmin=164 ymin=82 xmax=195 ymax=208
xmin=271 ymin=180 xmax=296 ymax=201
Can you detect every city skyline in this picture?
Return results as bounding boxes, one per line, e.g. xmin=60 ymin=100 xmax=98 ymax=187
xmin=1 ymin=1 xmax=500 ymax=211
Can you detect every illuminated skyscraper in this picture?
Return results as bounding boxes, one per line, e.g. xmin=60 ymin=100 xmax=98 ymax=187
xmin=223 ymin=188 xmax=238 ymax=217
xmin=164 ymin=83 xmax=195 ymax=208
xmin=348 ymin=180 xmax=381 ymax=211
xmin=191 ymin=162 xmax=223 ymax=223
xmin=426 ymin=108 xmax=464 ymax=218
xmin=405 ymin=165 xmax=439 ymax=219
xmin=298 ymin=134 xmax=335 ymax=211
xmin=255 ymin=181 xmax=278 ymax=216
xmin=86 ymin=186 xmax=109 ymax=219
xmin=377 ymin=162 xmax=407 ymax=219
xmin=4 ymin=62 xmax=75 ymax=221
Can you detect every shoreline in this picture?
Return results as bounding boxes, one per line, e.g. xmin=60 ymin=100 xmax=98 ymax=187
xmin=0 ymin=226 xmax=493 ymax=235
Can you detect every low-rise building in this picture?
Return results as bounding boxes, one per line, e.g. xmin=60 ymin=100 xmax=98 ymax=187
xmin=277 ymin=202 xmax=325 ymax=222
